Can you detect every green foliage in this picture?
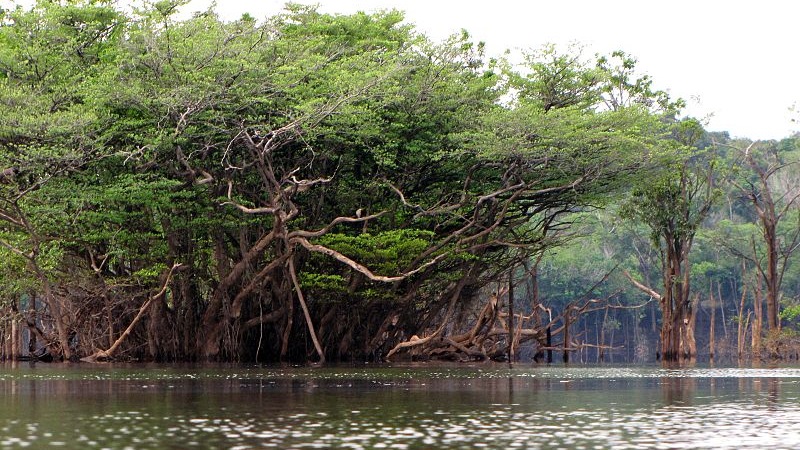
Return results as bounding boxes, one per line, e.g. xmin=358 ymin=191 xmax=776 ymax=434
xmin=507 ymin=44 xmax=602 ymax=112
xmin=132 ymin=262 xmax=168 ymax=284
xmin=299 ymin=273 xmax=348 ymax=293
xmin=1 ymin=0 xmax=765 ymax=362
xmin=780 ymin=304 xmax=800 ymax=322
xmin=316 ymin=229 xmax=435 ymax=276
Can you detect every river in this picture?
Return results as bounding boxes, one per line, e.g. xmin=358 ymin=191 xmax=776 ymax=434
xmin=0 ymin=362 xmax=798 ymax=449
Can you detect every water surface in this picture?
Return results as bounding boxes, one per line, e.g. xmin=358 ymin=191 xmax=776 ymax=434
xmin=0 ymin=363 xmax=798 ymax=449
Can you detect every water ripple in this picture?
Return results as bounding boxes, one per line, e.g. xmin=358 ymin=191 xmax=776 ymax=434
xmin=0 ymin=364 xmax=798 ymax=448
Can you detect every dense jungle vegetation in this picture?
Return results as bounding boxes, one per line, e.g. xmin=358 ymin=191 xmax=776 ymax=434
xmin=1 ymin=0 xmax=799 ymax=363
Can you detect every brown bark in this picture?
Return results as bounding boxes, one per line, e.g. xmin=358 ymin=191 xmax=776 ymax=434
xmin=288 ymin=257 xmax=325 ymax=363
xmin=563 ymin=307 xmax=571 ymax=363
xmin=199 ymin=229 xmax=277 ymax=358
xmin=752 ymin=273 xmax=763 ymax=356
xmin=82 ymin=263 xmax=181 ymax=362
xmin=385 ymin=265 xmax=477 ymax=360
xmin=507 ymin=269 xmax=514 ymax=362
xmin=737 ymin=278 xmax=748 ymax=359
xmin=709 ymin=286 xmax=716 ymax=359
xmin=625 ymin=243 xmax=696 ymax=362
xmin=682 ymin=294 xmax=699 ymax=359
xmin=733 ymin=142 xmax=800 ymax=333
xmin=663 ymin=231 xmax=695 ymax=360
xmin=36 ymin=267 xmax=72 ymax=360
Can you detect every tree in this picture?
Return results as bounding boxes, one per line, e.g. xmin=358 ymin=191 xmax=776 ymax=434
xmin=624 ymin=119 xmax=719 ymax=360
xmin=382 ymin=47 xmax=673 ymax=361
xmin=0 ymin=0 xmax=124 ymax=360
xmin=726 ymin=138 xmax=800 ymax=336
xmin=0 ymin=1 xmax=726 ymax=364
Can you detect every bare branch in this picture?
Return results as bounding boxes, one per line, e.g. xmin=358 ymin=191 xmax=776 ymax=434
xmin=623 ymin=270 xmax=662 ymax=301
xmin=385 ymin=269 xmax=474 ymax=360
xmin=288 ymin=211 xmax=386 ymax=240
xmin=385 ymin=181 xmax=424 ymax=211
xmin=81 ymin=263 xmax=184 ymax=362
xmin=288 ymin=257 xmax=325 ymax=363
xmin=282 ymin=174 xmax=334 ymax=195
xmin=221 ymin=202 xmax=278 ymax=215
xmin=291 ymin=236 xmax=447 ymax=282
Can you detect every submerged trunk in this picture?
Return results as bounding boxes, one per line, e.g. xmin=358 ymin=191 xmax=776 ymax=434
xmin=752 ymin=274 xmax=763 ymax=356
xmin=709 ymin=287 xmax=716 ymax=359
xmin=660 ymin=235 xmax=695 ymax=361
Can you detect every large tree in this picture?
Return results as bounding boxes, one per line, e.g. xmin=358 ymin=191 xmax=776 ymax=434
xmin=0 ymin=1 xmax=688 ymax=363
xmin=624 ymin=119 xmax=719 ymax=360
xmin=727 ymin=138 xmax=800 ymax=335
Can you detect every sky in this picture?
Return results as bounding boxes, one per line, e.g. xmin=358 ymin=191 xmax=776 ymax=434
xmin=176 ymin=0 xmax=799 ymax=141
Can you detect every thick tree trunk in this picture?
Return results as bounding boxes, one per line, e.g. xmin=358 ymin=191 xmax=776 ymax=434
xmin=661 ymin=250 xmax=678 ymax=360
xmin=660 ymin=237 xmax=696 ymax=361
xmin=199 ymin=229 xmax=277 ymax=359
xmin=40 ymin=279 xmax=72 ymax=361
xmin=682 ymin=294 xmax=698 ymax=358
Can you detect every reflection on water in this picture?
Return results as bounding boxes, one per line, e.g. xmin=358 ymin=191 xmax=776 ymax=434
xmin=0 ymin=363 xmax=799 ymax=449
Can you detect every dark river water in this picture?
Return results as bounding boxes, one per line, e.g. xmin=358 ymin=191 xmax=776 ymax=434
xmin=0 ymin=362 xmax=799 ymax=449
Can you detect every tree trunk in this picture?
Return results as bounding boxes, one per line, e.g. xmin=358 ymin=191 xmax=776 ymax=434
xmin=737 ymin=280 xmax=748 ymax=359
xmin=280 ymin=286 xmax=294 ymax=361
xmin=288 ymin=257 xmax=325 ymax=363
xmin=709 ymin=286 xmax=716 ymax=359
xmin=740 ymin=146 xmax=785 ymax=334
xmin=27 ymin=293 xmax=36 ymax=356
xmin=599 ymin=305 xmax=609 ymax=362
xmin=661 ymin=251 xmax=679 ymax=360
xmin=764 ymin=219 xmax=780 ymax=332
xmin=11 ymin=312 xmax=18 ymax=361
xmin=199 ymin=228 xmax=277 ymax=359
xmin=718 ymin=281 xmax=727 ymax=340
xmin=752 ymin=274 xmax=763 ymax=356
xmin=38 ymin=276 xmax=72 ymax=360
xmin=659 ymin=233 xmax=697 ymax=361
xmin=682 ymin=294 xmax=698 ymax=359
xmin=82 ymin=264 xmax=181 ymax=362
xmin=563 ymin=308 xmax=570 ymax=363
xmin=507 ymin=269 xmax=514 ymax=362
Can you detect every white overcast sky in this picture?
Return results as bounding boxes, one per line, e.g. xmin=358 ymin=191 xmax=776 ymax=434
xmin=181 ymin=0 xmax=799 ymax=140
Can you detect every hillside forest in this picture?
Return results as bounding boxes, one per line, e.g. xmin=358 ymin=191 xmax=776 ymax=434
xmin=1 ymin=0 xmax=800 ymax=363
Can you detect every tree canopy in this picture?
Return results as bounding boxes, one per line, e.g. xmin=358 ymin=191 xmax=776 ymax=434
xmin=1 ymin=0 xmax=796 ymax=363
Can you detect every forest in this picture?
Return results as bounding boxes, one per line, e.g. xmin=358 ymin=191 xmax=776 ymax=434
xmin=1 ymin=0 xmax=799 ymax=364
